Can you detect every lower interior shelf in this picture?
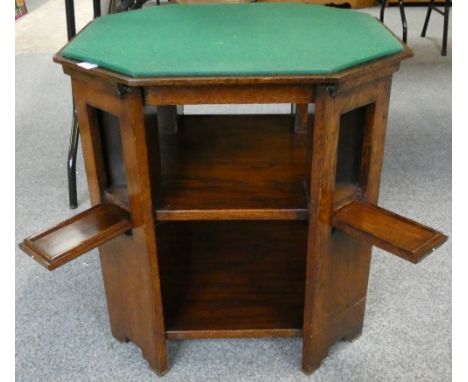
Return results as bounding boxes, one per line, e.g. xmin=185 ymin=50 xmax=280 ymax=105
xmin=156 ymin=220 xmax=308 ymax=338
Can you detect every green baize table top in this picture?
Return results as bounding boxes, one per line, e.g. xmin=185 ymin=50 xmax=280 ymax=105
xmin=61 ymin=3 xmax=404 ymax=78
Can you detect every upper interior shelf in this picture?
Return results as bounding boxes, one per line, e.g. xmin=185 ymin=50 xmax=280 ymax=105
xmin=60 ymin=3 xmax=404 ymax=78
xmin=104 ymin=114 xmax=360 ymax=221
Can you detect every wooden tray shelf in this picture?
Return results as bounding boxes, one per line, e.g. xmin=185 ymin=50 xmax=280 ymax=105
xmin=332 ymin=201 xmax=448 ymax=263
xmin=19 ymin=204 xmax=131 ymax=270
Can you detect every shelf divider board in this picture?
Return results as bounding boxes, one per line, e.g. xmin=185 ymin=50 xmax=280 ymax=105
xmin=332 ymin=201 xmax=448 ymax=263
xmin=19 ymin=203 xmax=131 ymax=270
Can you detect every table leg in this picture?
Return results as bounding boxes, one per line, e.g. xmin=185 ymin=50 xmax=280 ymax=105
xmin=302 ymin=77 xmax=393 ymax=374
xmin=71 ymin=79 xmax=168 ymax=375
xmin=301 ymin=85 xmax=341 ymax=374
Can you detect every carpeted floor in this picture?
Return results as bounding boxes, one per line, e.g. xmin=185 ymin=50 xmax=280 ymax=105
xmin=16 ymin=5 xmax=451 ymax=382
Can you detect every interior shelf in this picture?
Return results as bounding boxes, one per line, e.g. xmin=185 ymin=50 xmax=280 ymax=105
xmin=156 ymin=220 xmax=308 ymax=338
xmin=104 ymin=114 xmax=361 ymax=221
xmin=156 ymin=114 xmax=307 ymax=220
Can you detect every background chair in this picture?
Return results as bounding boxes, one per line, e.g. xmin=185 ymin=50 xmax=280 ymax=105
xmin=421 ymin=0 xmax=451 ymax=56
xmin=379 ymin=0 xmax=451 ymax=56
xmin=379 ymin=0 xmax=407 ymax=43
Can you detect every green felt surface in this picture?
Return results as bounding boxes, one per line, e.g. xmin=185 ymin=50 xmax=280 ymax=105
xmin=61 ymin=3 xmax=404 ymax=78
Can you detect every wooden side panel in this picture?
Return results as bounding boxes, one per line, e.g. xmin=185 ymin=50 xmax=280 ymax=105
xmin=302 ymin=85 xmax=342 ymax=374
xmin=302 ymin=77 xmax=394 ymax=374
xmin=72 ymin=79 xmax=168 ymax=375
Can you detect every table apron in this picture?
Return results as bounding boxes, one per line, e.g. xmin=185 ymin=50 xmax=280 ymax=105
xmin=144 ymin=84 xmax=316 ymax=105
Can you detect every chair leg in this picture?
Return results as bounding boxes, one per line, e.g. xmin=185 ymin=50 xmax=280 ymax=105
xmin=93 ymin=0 xmax=101 ymax=18
xmin=421 ymin=0 xmax=435 ymax=37
xmin=398 ymin=0 xmax=408 ymax=43
xmin=64 ymin=0 xmax=76 ymax=41
xmin=67 ymin=108 xmax=79 ymax=209
xmin=380 ymin=0 xmax=387 ymax=22
xmin=441 ymin=0 xmax=450 ymax=56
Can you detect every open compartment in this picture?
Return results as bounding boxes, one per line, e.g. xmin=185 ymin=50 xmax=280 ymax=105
xmin=155 ymin=114 xmax=309 ymax=221
xmin=156 ymin=220 xmax=308 ymax=338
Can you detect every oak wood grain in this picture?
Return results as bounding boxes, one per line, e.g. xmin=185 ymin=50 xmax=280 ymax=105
xmin=332 ymin=201 xmax=448 ymax=263
xmin=157 ymin=221 xmax=308 ymax=336
xmin=19 ymin=204 xmax=131 ymax=271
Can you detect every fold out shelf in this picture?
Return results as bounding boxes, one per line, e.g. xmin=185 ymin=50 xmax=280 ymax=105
xmin=19 ymin=204 xmax=132 ymax=270
xmin=332 ymin=201 xmax=448 ymax=263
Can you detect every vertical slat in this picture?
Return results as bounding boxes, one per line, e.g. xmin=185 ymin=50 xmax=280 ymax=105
xmin=73 ymin=80 xmax=108 ymax=205
xmin=301 ymin=78 xmax=394 ymax=374
xmin=118 ymin=89 xmax=168 ymax=375
xmin=294 ymin=103 xmax=310 ymax=133
xmin=302 ymin=85 xmax=341 ymax=374
xmin=72 ymin=79 xmax=168 ymax=375
xmin=360 ymin=79 xmax=392 ymax=203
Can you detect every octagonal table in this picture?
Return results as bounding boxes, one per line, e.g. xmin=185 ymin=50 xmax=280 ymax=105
xmin=20 ymin=3 xmax=447 ymax=376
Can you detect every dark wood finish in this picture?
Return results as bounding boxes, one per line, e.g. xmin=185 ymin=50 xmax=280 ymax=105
xmin=158 ymin=221 xmax=308 ymax=337
xmin=102 ymin=114 xmax=360 ymax=221
xmin=19 ymin=38 xmax=449 ymax=377
xmin=157 ymin=114 xmax=307 ymax=220
xmin=19 ymin=203 xmax=131 ymax=270
xmin=145 ymin=84 xmax=315 ymax=105
xmin=332 ymin=201 xmax=448 ymax=263
xmin=156 ymin=105 xmax=179 ymax=133
xmin=71 ymin=79 xmax=169 ymax=375
xmin=301 ymin=77 xmax=396 ymax=374
xmin=294 ymin=104 xmax=310 ymax=133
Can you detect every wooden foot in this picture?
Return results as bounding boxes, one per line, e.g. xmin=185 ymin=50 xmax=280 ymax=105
xmin=144 ymin=351 xmax=170 ymax=376
xmin=342 ymin=326 xmax=363 ymax=343
xmin=301 ymin=299 xmax=366 ymax=374
xmin=301 ymin=332 xmax=329 ymax=375
xmin=111 ymin=331 xmax=130 ymax=343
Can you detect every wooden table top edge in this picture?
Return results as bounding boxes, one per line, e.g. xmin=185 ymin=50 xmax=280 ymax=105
xmin=53 ymin=46 xmax=412 ymax=88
